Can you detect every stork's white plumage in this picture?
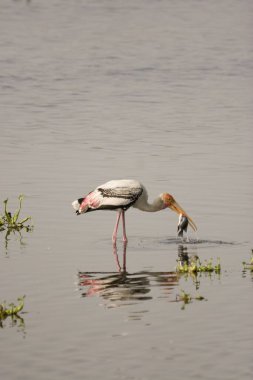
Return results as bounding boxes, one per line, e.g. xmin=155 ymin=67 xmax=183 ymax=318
xmin=72 ymin=179 xmax=197 ymax=243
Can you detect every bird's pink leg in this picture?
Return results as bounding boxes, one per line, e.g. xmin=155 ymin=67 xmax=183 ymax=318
xmin=121 ymin=210 xmax=128 ymax=243
xmin=112 ymin=210 xmax=122 ymax=244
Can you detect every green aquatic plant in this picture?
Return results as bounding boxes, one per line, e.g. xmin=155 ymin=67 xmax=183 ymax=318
xmin=177 ymin=289 xmax=192 ymax=304
xmin=176 ymin=255 xmax=221 ymax=274
xmin=242 ymin=251 xmax=253 ymax=272
xmin=0 ymin=195 xmax=33 ymax=232
xmin=0 ymin=296 xmax=25 ymax=320
xmin=175 ymin=289 xmax=206 ymax=310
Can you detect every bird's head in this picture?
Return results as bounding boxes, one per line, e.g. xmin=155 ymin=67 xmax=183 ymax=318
xmin=161 ymin=193 xmax=197 ymax=232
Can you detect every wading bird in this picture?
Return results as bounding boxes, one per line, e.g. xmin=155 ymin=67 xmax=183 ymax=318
xmin=72 ymin=179 xmax=197 ymax=243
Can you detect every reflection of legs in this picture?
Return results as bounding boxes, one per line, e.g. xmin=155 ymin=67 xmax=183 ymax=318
xmin=122 ymin=210 xmax=128 ymax=243
xmin=122 ymin=241 xmax=127 ymax=272
xmin=112 ymin=210 xmax=122 ymax=243
xmin=112 ymin=240 xmax=127 ymax=273
xmin=113 ymin=243 xmax=121 ymax=272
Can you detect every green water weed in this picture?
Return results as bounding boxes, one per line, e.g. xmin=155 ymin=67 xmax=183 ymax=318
xmin=0 ymin=195 xmax=33 ymax=232
xmin=176 ymin=255 xmax=221 ymax=274
xmin=175 ymin=289 xmax=206 ymax=310
xmin=0 ymin=296 xmax=25 ymax=319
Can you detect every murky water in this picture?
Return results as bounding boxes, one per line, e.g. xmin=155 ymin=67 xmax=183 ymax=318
xmin=1 ymin=0 xmax=253 ymax=379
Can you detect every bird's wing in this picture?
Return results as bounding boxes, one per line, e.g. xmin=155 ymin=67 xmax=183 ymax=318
xmin=96 ymin=186 xmax=143 ymax=209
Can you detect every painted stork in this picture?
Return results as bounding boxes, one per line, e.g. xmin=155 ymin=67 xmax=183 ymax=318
xmin=72 ymin=179 xmax=197 ymax=243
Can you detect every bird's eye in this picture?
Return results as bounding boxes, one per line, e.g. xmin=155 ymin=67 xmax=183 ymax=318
xmin=164 ymin=194 xmax=174 ymax=205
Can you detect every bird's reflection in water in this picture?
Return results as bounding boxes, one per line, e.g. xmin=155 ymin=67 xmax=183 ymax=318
xmin=177 ymin=244 xmax=190 ymax=265
xmin=78 ymin=243 xmax=179 ymax=310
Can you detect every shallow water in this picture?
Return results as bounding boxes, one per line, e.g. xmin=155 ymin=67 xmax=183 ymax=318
xmin=1 ymin=0 xmax=253 ymax=379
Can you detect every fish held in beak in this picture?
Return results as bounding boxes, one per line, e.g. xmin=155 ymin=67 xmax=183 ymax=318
xmin=177 ymin=214 xmax=189 ymax=237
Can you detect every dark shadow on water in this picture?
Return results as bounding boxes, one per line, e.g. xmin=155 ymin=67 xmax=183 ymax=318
xmin=242 ymin=268 xmax=253 ymax=281
xmin=161 ymin=236 xmax=236 ymax=246
xmin=0 ymin=314 xmax=26 ymax=338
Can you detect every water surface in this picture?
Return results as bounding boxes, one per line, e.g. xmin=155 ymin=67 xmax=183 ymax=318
xmin=0 ymin=1 xmax=253 ymax=379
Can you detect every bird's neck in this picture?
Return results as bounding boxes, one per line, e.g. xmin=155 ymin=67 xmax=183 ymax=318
xmin=136 ymin=196 xmax=165 ymax=212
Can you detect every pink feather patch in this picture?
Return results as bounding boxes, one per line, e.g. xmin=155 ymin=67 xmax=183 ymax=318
xmin=80 ymin=192 xmax=100 ymax=211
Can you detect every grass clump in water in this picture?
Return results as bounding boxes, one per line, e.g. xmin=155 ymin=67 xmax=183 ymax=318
xmin=0 ymin=195 xmax=33 ymax=232
xmin=176 ymin=255 xmax=221 ymax=274
xmin=0 ymin=296 xmax=25 ymax=320
xmin=175 ymin=289 xmax=206 ymax=310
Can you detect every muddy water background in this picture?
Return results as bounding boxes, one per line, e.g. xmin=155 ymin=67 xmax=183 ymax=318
xmin=1 ymin=1 xmax=253 ymax=379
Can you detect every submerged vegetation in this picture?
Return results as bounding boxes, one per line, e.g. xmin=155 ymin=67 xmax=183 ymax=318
xmin=0 ymin=195 xmax=33 ymax=232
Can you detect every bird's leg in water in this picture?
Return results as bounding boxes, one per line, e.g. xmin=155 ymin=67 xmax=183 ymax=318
xmin=179 ymin=234 xmax=190 ymax=243
xmin=121 ymin=210 xmax=128 ymax=243
xmin=112 ymin=210 xmax=122 ymax=243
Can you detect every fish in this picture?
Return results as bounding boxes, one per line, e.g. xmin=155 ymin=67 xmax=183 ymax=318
xmin=177 ymin=214 xmax=189 ymax=237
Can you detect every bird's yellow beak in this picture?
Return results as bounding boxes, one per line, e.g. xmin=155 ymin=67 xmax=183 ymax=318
xmin=163 ymin=194 xmax=197 ymax=232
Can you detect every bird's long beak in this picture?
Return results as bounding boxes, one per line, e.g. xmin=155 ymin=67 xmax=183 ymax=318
xmin=169 ymin=199 xmax=197 ymax=232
